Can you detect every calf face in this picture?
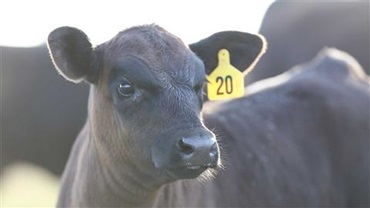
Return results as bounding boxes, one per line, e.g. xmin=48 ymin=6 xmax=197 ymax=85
xmin=47 ymin=25 xmax=265 ymax=183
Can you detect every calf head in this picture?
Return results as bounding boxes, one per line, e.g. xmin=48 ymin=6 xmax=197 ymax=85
xmin=47 ymin=25 xmax=265 ymax=184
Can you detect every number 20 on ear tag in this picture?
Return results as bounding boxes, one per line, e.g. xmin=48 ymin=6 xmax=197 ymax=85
xmin=207 ymin=49 xmax=244 ymax=100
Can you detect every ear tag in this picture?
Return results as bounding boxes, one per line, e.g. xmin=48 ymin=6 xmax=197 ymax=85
xmin=207 ymin=49 xmax=244 ymax=100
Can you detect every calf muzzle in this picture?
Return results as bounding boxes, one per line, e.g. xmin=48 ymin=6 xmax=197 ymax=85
xmin=151 ymin=129 xmax=219 ymax=179
xmin=177 ymin=136 xmax=218 ymax=168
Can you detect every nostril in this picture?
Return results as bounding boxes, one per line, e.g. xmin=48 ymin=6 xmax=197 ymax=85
xmin=178 ymin=138 xmax=195 ymax=155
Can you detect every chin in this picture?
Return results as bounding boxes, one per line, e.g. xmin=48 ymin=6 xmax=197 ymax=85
xmin=167 ymin=166 xmax=209 ymax=180
xmin=166 ymin=165 xmax=220 ymax=181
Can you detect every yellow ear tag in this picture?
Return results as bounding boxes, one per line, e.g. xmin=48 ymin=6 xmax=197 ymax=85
xmin=207 ymin=49 xmax=244 ymax=100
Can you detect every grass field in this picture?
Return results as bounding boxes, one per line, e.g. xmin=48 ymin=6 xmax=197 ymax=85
xmin=0 ymin=163 xmax=60 ymax=207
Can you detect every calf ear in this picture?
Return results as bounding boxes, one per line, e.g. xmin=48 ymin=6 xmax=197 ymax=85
xmin=189 ymin=31 xmax=267 ymax=75
xmin=47 ymin=26 xmax=95 ymax=83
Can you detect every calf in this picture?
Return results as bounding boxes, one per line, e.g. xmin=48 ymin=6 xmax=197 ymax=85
xmin=1 ymin=45 xmax=88 ymax=175
xmin=48 ymin=25 xmax=369 ymax=207
xmin=47 ymin=24 xmax=265 ymax=207
xmin=191 ymin=48 xmax=369 ymax=207
xmin=247 ymin=1 xmax=369 ymax=84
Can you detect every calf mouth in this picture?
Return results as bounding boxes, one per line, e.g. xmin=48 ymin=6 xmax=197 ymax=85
xmin=166 ymin=163 xmax=218 ymax=179
xmin=167 ymin=166 xmax=208 ymax=179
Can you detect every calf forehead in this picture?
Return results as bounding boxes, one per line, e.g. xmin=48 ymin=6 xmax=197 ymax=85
xmin=101 ymin=25 xmax=202 ymax=83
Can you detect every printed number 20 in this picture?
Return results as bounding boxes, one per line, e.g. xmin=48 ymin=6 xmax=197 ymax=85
xmin=216 ymin=76 xmax=233 ymax=95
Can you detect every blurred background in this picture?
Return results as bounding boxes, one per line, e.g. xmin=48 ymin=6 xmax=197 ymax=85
xmin=1 ymin=0 xmax=369 ymax=207
xmin=0 ymin=0 xmax=273 ymax=207
xmin=0 ymin=0 xmax=273 ymax=47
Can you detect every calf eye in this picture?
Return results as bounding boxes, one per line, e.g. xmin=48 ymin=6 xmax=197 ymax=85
xmin=117 ymin=80 xmax=135 ymax=97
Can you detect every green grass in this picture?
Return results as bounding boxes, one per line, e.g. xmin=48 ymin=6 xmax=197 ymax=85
xmin=0 ymin=163 xmax=60 ymax=208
